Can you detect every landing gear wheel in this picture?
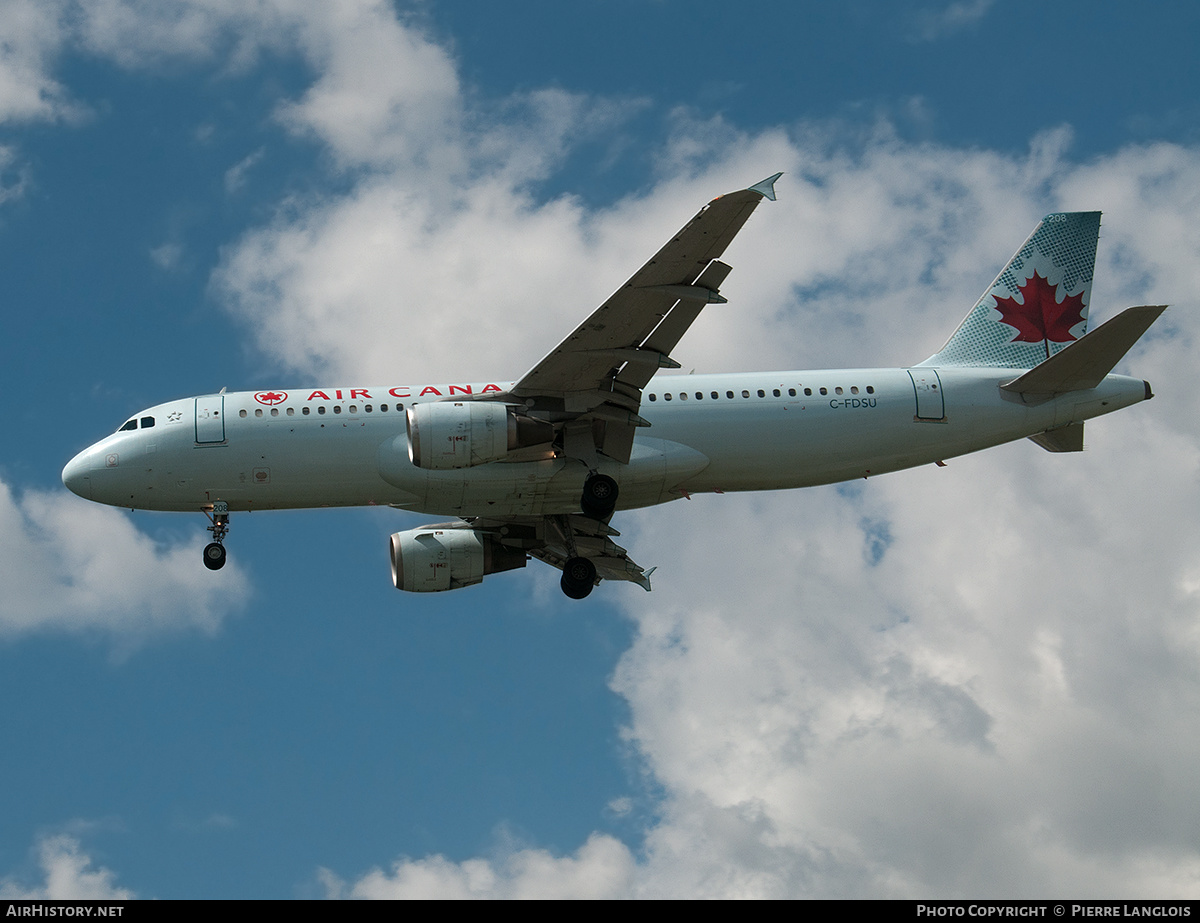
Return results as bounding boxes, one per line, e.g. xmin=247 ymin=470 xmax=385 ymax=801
xmin=560 ymin=556 xmax=597 ymax=599
xmin=203 ymin=502 xmax=230 ymax=572
xmin=203 ymin=542 xmax=227 ymax=570
xmin=580 ymin=474 xmax=619 ymax=520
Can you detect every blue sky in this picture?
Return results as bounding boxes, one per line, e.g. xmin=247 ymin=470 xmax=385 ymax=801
xmin=2 ymin=0 xmax=1199 ymax=898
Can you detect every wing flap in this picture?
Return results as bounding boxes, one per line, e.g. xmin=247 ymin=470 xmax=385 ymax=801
xmin=471 ymin=513 xmax=656 ymax=591
xmin=632 ymin=259 xmax=734 ymax=384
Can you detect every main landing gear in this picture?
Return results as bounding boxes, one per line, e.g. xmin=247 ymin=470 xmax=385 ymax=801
xmin=560 ymin=474 xmax=618 ymax=597
xmin=203 ymin=502 xmax=230 ymax=571
xmin=553 ymin=511 xmax=599 ymax=599
xmin=560 ymin=556 xmax=597 ymax=600
xmin=580 ymin=473 xmax=618 ymax=520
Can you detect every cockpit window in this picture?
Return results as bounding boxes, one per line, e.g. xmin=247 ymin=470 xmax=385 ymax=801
xmin=118 ymin=419 xmax=137 ymax=432
xmin=140 ymin=416 xmax=155 ymax=428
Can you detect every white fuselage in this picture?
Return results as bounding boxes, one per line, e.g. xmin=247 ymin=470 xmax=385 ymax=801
xmin=61 ymin=368 xmax=1150 ymax=516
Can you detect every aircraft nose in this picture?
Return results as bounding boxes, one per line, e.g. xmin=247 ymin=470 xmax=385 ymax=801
xmin=62 ymin=451 xmax=92 ymax=500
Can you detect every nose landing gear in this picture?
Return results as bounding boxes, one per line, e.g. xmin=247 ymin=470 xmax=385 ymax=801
xmin=203 ymin=502 xmax=230 ymax=571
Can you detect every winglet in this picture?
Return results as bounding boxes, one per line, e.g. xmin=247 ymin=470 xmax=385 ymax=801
xmin=748 ymin=172 xmax=783 ymax=201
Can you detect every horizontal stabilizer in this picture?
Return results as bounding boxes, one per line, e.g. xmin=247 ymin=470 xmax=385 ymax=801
xmin=1028 ymin=423 xmax=1084 ymax=453
xmin=1001 ymin=305 xmax=1166 ymax=395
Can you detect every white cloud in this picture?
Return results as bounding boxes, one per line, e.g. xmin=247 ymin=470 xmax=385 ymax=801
xmin=909 ymin=0 xmax=995 ymax=43
xmin=0 ymin=0 xmax=75 ymax=125
xmin=0 ymin=144 xmax=30 ymax=204
xmin=0 ymin=0 xmax=77 ymax=202
xmin=272 ymin=0 xmax=463 ymax=171
xmin=612 ymin=417 xmax=1200 ymax=896
xmin=149 ymin=241 xmax=183 ymax=270
xmin=71 ymin=0 xmax=294 ymax=70
xmin=0 ymin=477 xmax=248 ymax=639
xmin=0 ymin=834 xmax=134 ymax=900
xmin=213 ymin=123 xmax=1179 ymax=388
xmin=66 ymin=0 xmax=468 ymax=170
xmin=223 ymin=146 xmax=266 ymax=194
xmin=320 ymin=833 xmax=636 ymax=899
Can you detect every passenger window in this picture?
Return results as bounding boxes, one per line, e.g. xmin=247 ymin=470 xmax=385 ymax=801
xmin=850 ymin=387 xmax=859 ymax=395
xmin=118 ymin=419 xmax=137 ymax=432
xmin=835 ymin=387 xmax=843 ymax=395
xmin=317 ymin=406 xmax=326 ymax=415
xmin=679 ymin=392 xmax=688 ymax=400
xmin=302 ymin=407 xmax=310 ymax=415
xmin=711 ymin=392 xmax=718 ymax=400
xmin=140 ymin=416 xmax=155 ymax=428
xmin=271 ymin=408 xmax=279 ymax=416
xmin=333 ymin=406 xmax=342 ymax=414
xmin=381 ymin=404 xmax=388 ymax=412
xmin=365 ymin=405 xmax=372 ymax=412
xmin=695 ymin=392 xmax=703 ymax=400
xmin=804 ymin=388 xmax=812 ymax=396
xmin=741 ymin=390 xmax=750 ymax=398
xmin=287 ymin=407 xmax=295 ymax=416
xmin=819 ymin=387 xmax=827 ymax=395
xmin=757 ymin=389 xmax=765 ymax=398
xmin=255 ymin=409 xmax=263 ymax=417
xmin=649 ymin=394 xmax=657 ymax=402
xmin=239 ymin=410 xmax=247 ymax=418
xmin=866 ymin=386 xmax=875 ymax=394
xmin=772 ymin=389 xmax=780 ymax=397
xmin=664 ymin=393 xmax=672 ymax=401
xmin=726 ymin=391 xmax=734 ymax=399
xmin=788 ymin=389 xmax=796 ymax=397
xmin=349 ymin=405 xmax=357 ymax=413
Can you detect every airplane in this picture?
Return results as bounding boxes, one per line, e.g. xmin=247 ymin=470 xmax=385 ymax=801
xmin=62 ymin=174 xmax=1165 ymax=599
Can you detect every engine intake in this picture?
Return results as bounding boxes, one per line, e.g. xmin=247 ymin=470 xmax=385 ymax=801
xmin=390 ymin=527 xmax=527 ymax=592
xmin=407 ymin=401 xmax=554 ymax=470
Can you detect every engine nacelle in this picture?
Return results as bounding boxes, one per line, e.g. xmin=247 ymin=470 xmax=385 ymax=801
xmin=390 ymin=527 xmax=527 ymax=592
xmin=407 ymin=401 xmax=554 ymax=470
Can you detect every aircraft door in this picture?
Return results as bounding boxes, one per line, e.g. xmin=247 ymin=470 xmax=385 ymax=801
xmin=907 ymin=370 xmax=945 ymax=421
xmin=195 ymin=396 xmax=226 ymax=444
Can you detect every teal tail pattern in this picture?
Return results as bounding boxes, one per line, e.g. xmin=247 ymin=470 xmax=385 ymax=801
xmin=921 ymin=212 xmax=1101 ymax=369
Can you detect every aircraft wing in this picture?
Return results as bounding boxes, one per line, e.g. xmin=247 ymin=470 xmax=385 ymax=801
xmin=466 ymin=513 xmax=656 ymax=590
xmin=504 ymin=173 xmax=782 ymax=463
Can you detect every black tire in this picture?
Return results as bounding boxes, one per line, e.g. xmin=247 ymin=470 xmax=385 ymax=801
xmin=203 ymin=542 xmax=227 ymax=571
xmin=580 ymin=474 xmax=619 ymax=519
xmin=560 ymin=556 xmax=597 ymax=599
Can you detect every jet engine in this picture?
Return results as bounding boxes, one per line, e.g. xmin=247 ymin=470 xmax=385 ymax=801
xmin=407 ymin=401 xmax=554 ymax=470
xmin=390 ymin=527 xmax=527 ymax=592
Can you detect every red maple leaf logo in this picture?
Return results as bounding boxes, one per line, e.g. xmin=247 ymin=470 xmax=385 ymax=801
xmin=255 ymin=390 xmax=287 ymax=405
xmin=993 ymin=272 xmax=1086 ymax=350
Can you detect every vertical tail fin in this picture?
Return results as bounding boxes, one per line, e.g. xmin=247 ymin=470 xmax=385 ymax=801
xmin=921 ymin=212 xmax=1101 ymax=369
